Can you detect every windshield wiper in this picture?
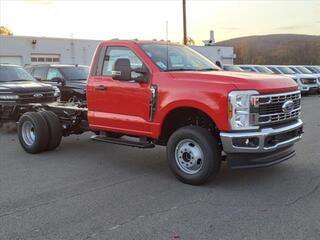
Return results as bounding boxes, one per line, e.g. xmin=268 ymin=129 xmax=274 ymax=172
xmin=164 ymin=68 xmax=219 ymax=72
xmin=164 ymin=69 xmax=199 ymax=72
xmin=197 ymin=68 xmax=220 ymax=71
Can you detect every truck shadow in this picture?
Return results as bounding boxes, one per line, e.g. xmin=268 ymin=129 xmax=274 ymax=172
xmin=214 ymin=162 xmax=291 ymax=186
xmin=0 ymin=121 xmax=17 ymax=134
xmin=20 ymin=133 xmax=299 ymax=188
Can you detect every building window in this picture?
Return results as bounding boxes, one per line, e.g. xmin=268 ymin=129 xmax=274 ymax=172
xmin=30 ymin=54 xmax=60 ymax=64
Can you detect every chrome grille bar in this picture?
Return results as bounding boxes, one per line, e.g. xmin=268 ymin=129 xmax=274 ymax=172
xmin=251 ymin=91 xmax=301 ymax=126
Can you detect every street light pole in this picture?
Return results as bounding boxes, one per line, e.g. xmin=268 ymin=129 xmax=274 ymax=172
xmin=183 ymin=0 xmax=187 ymax=45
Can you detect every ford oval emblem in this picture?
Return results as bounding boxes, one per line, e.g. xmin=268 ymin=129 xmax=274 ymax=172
xmin=282 ymin=100 xmax=294 ymax=114
xmin=33 ymin=93 xmax=44 ymax=98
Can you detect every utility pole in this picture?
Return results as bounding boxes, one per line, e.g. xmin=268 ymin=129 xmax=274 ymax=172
xmin=182 ymin=0 xmax=187 ymax=45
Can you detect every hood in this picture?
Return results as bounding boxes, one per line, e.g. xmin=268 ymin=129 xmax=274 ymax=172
xmin=0 ymin=81 xmax=54 ymax=93
xmin=169 ymin=70 xmax=298 ymax=94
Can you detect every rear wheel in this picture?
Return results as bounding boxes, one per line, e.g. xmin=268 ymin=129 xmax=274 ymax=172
xmin=167 ymin=126 xmax=221 ymax=185
xmin=18 ymin=112 xmax=49 ymax=153
xmin=39 ymin=111 xmax=62 ymax=151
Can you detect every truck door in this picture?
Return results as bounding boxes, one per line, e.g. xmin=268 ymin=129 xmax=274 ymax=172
xmin=88 ymin=46 xmax=152 ymax=136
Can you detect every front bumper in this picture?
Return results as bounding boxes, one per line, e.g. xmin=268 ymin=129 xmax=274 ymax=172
xmin=220 ymin=119 xmax=303 ymax=169
xmin=298 ymin=84 xmax=319 ymax=93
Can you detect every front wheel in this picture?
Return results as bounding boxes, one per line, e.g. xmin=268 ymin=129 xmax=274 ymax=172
xmin=167 ymin=126 xmax=221 ymax=185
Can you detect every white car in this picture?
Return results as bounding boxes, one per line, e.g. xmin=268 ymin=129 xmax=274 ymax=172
xmin=305 ymin=66 xmax=320 ymax=74
xmin=237 ymin=65 xmax=274 ymax=74
xmin=266 ymin=65 xmax=318 ymax=93
xmin=291 ymin=66 xmax=320 ymax=89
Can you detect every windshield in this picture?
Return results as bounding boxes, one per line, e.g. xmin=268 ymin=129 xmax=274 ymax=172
xmin=140 ymin=44 xmax=220 ymax=72
xmin=313 ymin=66 xmax=320 ymax=72
xmin=254 ymin=66 xmax=274 ymax=74
xmin=277 ymin=66 xmax=296 ymax=74
xmin=295 ymin=66 xmax=313 ymax=74
xmin=59 ymin=66 xmax=88 ymax=80
xmin=305 ymin=67 xmax=319 ymax=73
xmin=223 ymin=65 xmax=243 ymax=72
xmin=0 ymin=66 xmax=35 ymax=82
xmin=239 ymin=66 xmax=256 ymax=72
xmin=267 ymin=67 xmax=281 ymax=74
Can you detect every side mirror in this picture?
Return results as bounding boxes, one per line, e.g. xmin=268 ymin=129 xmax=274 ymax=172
xmin=112 ymin=58 xmax=131 ymax=81
xmin=51 ymin=77 xmax=66 ymax=86
xmin=34 ymin=77 xmax=42 ymax=81
xmin=132 ymin=68 xmax=149 ymax=83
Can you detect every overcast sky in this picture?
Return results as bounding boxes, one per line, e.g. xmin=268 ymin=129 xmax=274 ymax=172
xmin=0 ymin=0 xmax=319 ymax=44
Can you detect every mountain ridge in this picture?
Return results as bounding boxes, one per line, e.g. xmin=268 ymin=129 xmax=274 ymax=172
xmin=215 ymin=34 xmax=320 ymax=65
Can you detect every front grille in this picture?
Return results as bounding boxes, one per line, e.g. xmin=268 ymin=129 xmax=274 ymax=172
xmin=251 ymin=91 xmax=301 ymax=126
xmin=259 ymin=99 xmax=300 ymax=115
xmin=300 ymin=78 xmax=317 ymax=85
xmin=17 ymin=91 xmax=56 ymax=103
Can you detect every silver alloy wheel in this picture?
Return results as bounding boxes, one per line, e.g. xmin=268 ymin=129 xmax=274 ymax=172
xmin=21 ymin=121 xmax=36 ymax=146
xmin=175 ymin=139 xmax=204 ymax=174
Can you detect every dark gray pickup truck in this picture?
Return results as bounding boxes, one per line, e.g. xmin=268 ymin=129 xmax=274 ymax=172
xmin=0 ymin=64 xmax=59 ymax=120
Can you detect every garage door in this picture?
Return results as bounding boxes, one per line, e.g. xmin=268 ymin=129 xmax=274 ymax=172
xmin=0 ymin=56 xmax=23 ymax=66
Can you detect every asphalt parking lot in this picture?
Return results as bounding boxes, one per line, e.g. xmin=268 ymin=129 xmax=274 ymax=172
xmin=0 ymin=95 xmax=319 ymax=240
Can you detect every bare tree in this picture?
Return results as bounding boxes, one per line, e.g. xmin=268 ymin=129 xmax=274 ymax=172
xmin=0 ymin=26 xmax=13 ymax=35
xmin=186 ymin=37 xmax=195 ymax=45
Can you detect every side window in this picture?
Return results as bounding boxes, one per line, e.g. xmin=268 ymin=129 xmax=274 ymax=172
xmin=102 ymin=47 xmax=143 ymax=77
xmin=33 ymin=67 xmax=47 ymax=80
xmin=47 ymin=68 xmax=63 ymax=80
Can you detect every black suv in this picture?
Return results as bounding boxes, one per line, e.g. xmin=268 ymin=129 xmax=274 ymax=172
xmin=26 ymin=65 xmax=88 ymax=102
xmin=0 ymin=64 xmax=58 ymax=120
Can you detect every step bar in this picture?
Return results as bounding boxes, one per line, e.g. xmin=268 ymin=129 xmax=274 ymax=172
xmin=91 ymin=135 xmax=155 ymax=149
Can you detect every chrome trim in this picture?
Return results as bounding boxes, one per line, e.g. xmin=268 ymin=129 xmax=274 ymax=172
xmin=220 ymin=119 xmax=303 ymax=153
xmin=250 ymin=91 xmax=301 ymax=126
xmin=251 ymin=90 xmax=301 ymax=106
xmin=258 ymin=108 xmax=301 ymax=124
xmin=149 ymin=85 xmax=157 ymax=121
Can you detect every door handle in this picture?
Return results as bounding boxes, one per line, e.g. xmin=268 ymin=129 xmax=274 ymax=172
xmin=95 ymin=85 xmax=107 ymax=91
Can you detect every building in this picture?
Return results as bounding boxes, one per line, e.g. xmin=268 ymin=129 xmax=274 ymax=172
xmin=190 ymin=30 xmax=235 ymax=65
xmin=0 ymin=35 xmax=101 ymax=66
xmin=0 ymin=35 xmax=234 ymax=67
xmin=190 ymin=45 xmax=235 ymax=65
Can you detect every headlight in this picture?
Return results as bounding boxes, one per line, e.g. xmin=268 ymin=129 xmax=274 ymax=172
xmin=0 ymin=94 xmax=19 ymax=100
xmin=52 ymin=86 xmax=60 ymax=97
xmin=227 ymin=90 xmax=259 ymax=130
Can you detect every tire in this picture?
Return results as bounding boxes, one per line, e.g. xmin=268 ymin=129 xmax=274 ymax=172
xmin=167 ymin=126 xmax=221 ymax=185
xmin=39 ymin=111 xmax=62 ymax=151
xmin=18 ymin=112 xmax=50 ymax=154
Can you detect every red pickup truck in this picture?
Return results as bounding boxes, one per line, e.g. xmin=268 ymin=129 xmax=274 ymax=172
xmin=17 ymin=40 xmax=303 ymax=185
